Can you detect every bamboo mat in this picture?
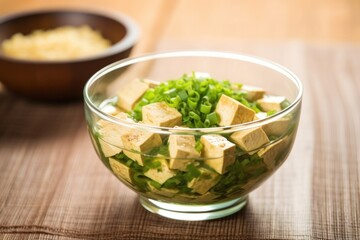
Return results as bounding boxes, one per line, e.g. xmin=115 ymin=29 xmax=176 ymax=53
xmin=0 ymin=42 xmax=359 ymax=239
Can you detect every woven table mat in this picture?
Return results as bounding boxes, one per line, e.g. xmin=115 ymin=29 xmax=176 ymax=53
xmin=0 ymin=42 xmax=359 ymax=239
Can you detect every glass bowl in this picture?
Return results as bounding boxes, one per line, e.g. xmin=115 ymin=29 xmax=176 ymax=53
xmin=83 ymin=51 xmax=302 ymax=221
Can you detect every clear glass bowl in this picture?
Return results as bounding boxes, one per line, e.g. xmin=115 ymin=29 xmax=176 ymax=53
xmin=83 ymin=51 xmax=303 ymax=221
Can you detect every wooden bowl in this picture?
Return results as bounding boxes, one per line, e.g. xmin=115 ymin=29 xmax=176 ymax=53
xmin=0 ymin=9 xmax=139 ymax=101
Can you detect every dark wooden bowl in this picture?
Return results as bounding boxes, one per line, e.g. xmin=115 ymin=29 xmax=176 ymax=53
xmin=0 ymin=9 xmax=139 ymax=101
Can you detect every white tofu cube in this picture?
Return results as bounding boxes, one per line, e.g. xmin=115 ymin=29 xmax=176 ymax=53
xmin=142 ymin=102 xmax=182 ymax=127
xmin=96 ymin=112 xmax=133 ymax=128
xmin=100 ymin=105 xmax=121 ymax=116
xmin=230 ymin=127 xmax=270 ymax=153
xmin=258 ymin=138 xmax=288 ymax=169
xmin=215 ymin=94 xmax=255 ymax=126
xmin=168 ymin=134 xmax=200 ymax=171
xmin=253 ymin=111 xmax=292 ymax=137
xmin=262 ymin=118 xmax=291 ymax=136
xmin=144 ymin=158 xmax=177 ymax=184
xmin=109 ymin=158 xmax=132 ymax=183
xmin=96 ymin=112 xmax=133 ymax=154
xmin=257 ymin=96 xmax=287 ymax=112
xmin=121 ymin=129 xmax=162 ymax=166
xmin=116 ymin=79 xmax=150 ymax=111
xmin=201 ymin=134 xmax=236 ymax=174
xmin=98 ymin=138 xmax=122 ymax=157
xmin=253 ymin=111 xmax=268 ymax=120
xmin=187 ymin=167 xmax=219 ymax=194
xmin=242 ymin=85 xmax=265 ymax=101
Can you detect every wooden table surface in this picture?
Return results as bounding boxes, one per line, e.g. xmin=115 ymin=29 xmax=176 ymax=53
xmin=1 ymin=0 xmax=359 ymax=53
xmin=0 ymin=1 xmax=359 ymax=240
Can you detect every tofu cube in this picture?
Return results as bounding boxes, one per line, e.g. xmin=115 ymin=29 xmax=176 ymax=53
xmin=253 ymin=111 xmax=268 ymax=120
xmin=257 ymin=96 xmax=287 ymax=112
xmin=100 ymin=105 xmax=121 ymax=116
xmin=109 ymin=158 xmax=132 ymax=183
xmin=258 ymin=138 xmax=288 ymax=169
xmin=96 ymin=112 xmax=133 ymax=128
xmin=215 ymin=94 xmax=255 ymax=126
xmin=116 ymin=79 xmax=150 ymax=111
xmin=142 ymin=102 xmax=182 ymax=127
xmin=168 ymin=134 xmax=200 ymax=171
xmin=201 ymin=134 xmax=236 ymax=174
xmin=98 ymin=138 xmax=122 ymax=157
xmin=230 ymin=127 xmax=270 ymax=153
xmin=262 ymin=118 xmax=291 ymax=136
xmin=96 ymin=112 xmax=133 ymax=154
xmin=242 ymin=85 xmax=265 ymax=101
xmin=141 ymin=78 xmax=160 ymax=88
xmin=144 ymin=158 xmax=177 ymax=184
xmin=121 ymin=129 xmax=162 ymax=165
xmin=187 ymin=167 xmax=219 ymax=194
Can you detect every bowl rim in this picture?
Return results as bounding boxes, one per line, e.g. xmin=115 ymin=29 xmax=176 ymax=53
xmin=84 ymin=50 xmax=303 ymax=134
xmin=0 ymin=8 xmax=140 ymax=64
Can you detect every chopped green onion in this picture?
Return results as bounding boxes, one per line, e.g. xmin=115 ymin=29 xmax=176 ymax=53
xmin=149 ymin=180 xmax=162 ymax=189
xmin=164 ymin=88 xmax=177 ymax=97
xmin=281 ymin=99 xmax=291 ymax=109
xmin=187 ymin=98 xmax=198 ymax=110
xmin=194 ymin=120 xmax=205 ymax=128
xmin=129 ymin=73 xmax=279 ymax=128
xmin=206 ymin=112 xmax=219 ymax=125
xmin=144 ymin=159 xmax=161 ymax=169
xmin=199 ymin=80 xmax=209 ymax=93
xmin=200 ymin=102 xmax=212 ymax=114
xmin=167 ymin=96 xmax=181 ymax=108
xmin=204 ymin=119 xmax=211 ymax=127
xmin=184 ymin=164 xmax=201 ymax=181
xmin=240 ymin=98 xmax=250 ymax=108
xmin=178 ymin=89 xmax=188 ymax=100
xmin=267 ymin=110 xmax=277 ymax=116
xmin=189 ymin=91 xmax=200 ymax=101
xmin=189 ymin=111 xmax=201 ymax=121
xmin=195 ymin=140 xmax=203 ymax=153
xmin=145 ymin=90 xmax=155 ymax=100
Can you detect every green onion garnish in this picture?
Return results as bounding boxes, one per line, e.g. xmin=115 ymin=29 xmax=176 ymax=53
xmin=130 ymin=73 xmax=263 ymax=128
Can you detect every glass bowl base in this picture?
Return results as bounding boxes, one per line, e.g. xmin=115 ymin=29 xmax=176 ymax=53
xmin=139 ymin=195 xmax=248 ymax=221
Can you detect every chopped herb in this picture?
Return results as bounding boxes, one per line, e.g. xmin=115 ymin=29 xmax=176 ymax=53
xmin=281 ymin=99 xmax=291 ymax=110
xmin=129 ymin=73 xmax=262 ymax=128
xmin=149 ymin=180 xmax=162 ymax=189
xmin=267 ymin=109 xmax=277 ymax=116
xmin=184 ymin=164 xmax=201 ymax=181
xmin=195 ymin=140 xmax=203 ymax=153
